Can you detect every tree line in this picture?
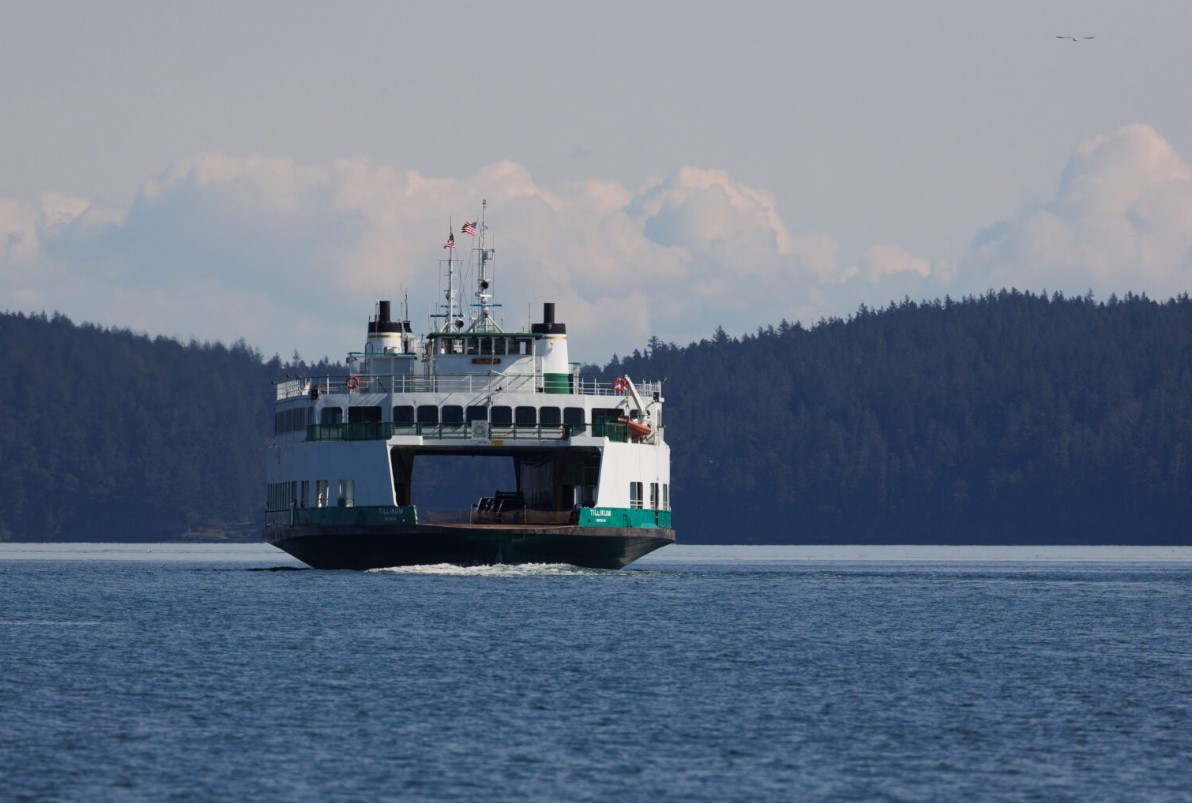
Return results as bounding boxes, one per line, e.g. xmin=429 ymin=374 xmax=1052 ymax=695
xmin=2 ymin=289 xmax=1190 ymax=543
xmin=605 ymin=290 xmax=1192 ymax=544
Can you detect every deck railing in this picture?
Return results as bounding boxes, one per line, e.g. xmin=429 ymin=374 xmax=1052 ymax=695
xmin=278 ymin=372 xmax=661 ymax=402
xmin=303 ymin=422 xmax=633 ymax=443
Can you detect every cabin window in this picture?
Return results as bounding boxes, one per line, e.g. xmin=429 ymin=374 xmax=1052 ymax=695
xmin=274 ymin=412 xmax=283 ymax=434
xmin=515 ymin=406 xmax=537 ymax=426
xmin=563 ymin=407 xmax=585 ymax=427
xmin=592 ymin=407 xmax=621 ymax=437
xmin=300 ymin=480 xmax=310 ymax=508
xmin=316 ymin=480 xmax=330 ymax=508
xmin=466 ymin=405 xmax=487 ymax=423
xmin=650 ymin=483 xmax=659 ymax=510
xmin=663 ymin=483 xmax=669 ymax=510
xmin=540 ymin=407 xmax=561 ymax=426
xmin=393 ymin=405 xmax=415 ymax=425
xmin=630 ymin=482 xmax=643 ymax=510
xmin=417 ymin=405 xmax=439 ymax=425
xmin=442 ymin=405 xmax=464 ymax=425
xmin=491 ymin=406 xmax=512 ymax=426
xmin=349 ymin=405 xmax=381 ymax=424
xmin=338 ymin=479 xmax=354 ymax=508
xmin=320 ymin=407 xmax=343 ymax=426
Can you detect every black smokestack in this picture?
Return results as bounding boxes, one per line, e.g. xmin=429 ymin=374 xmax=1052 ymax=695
xmin=531 ymin=302 xmax=566 ymax=335
xmin=368 ymin=299 xmax=402 ymax=335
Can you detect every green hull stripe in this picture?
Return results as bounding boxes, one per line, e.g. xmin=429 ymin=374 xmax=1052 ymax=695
xmin=291 ymin=506 xmax=418 ymax=526
xmin=277 ymin=506 xmax=670 ymax=529
xmin=578 ymin=508 xmax=672 ymax=528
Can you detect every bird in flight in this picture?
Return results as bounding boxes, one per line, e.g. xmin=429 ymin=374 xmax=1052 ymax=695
xmin=1056 ymin=35 xmax=1095 ymax=42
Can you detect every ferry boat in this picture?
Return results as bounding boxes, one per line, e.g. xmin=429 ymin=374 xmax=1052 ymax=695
xmin=263 ymin=206 xmax=675 ymax=569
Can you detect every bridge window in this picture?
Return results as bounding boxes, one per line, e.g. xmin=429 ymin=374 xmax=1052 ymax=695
xmin=493 ymin=338 xmax=507 ymax=355
xmin=349 ymin=406 xmax=381 ymax=424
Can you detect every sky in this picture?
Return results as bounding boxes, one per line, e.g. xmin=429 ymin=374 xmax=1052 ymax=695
xmin=3 ymin=1 xmax=1191 ymax=363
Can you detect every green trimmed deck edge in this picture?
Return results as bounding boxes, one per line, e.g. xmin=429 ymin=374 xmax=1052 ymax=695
xmin=278 ymin=506 xmax=671 ymax=529
xmin=578 ymin=508 xmax=672 ymax=528
xmin=292 ymin=506 xmax=418 ymax=526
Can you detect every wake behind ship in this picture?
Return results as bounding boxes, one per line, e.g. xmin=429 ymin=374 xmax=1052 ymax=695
xmin=263 ymin=205 xmax=675 ymax=569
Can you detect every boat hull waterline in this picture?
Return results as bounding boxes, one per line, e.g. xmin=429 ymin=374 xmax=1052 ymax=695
xmin=266 ymin=524 xmax=676 ymax=570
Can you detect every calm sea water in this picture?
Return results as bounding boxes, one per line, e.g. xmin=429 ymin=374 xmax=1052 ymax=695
xmin=2 ymin=545 xmax=1191 ymax=801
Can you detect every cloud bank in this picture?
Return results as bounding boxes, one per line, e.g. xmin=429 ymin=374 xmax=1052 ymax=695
xmin=965 ymin=124 xmax=1192 ymax=300
xmin=3 ymin=124 xmax=1190 ymax=361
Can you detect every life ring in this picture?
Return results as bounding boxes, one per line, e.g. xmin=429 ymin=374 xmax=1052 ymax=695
xmin=613 ymin=377 xmax=628 ymax=392
xmin=345 ymin=375 xmax=360 ymax=391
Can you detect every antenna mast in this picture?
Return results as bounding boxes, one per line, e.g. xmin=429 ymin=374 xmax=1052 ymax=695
xmin=435 ymin=223 xmax=464 ymax=334
xmin=468 ymin=199 xmax=502 ymax=333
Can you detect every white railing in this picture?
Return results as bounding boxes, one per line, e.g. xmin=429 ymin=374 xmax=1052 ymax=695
xmin=277 ymin=372 xmax=661 ymax=401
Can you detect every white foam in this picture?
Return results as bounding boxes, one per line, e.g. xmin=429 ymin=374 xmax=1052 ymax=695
xmin=366 ymin=562 xmax=609 ymax=577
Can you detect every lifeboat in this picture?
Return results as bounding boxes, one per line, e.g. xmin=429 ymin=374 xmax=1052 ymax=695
xmin=618 ymin=417 xmax=652 ymax=439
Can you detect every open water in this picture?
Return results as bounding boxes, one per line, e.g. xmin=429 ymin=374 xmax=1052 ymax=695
xmin=2 ymin=544 xmax=1191 ymax=801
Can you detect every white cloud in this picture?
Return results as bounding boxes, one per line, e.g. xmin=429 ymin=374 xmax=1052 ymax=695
xmin=963 ymin=124 xmax=1192 ymax=298
xmin=861 ymin=244 xmax=932 ymax=282
xmin=9 ymin=126 xmax=1189 ymax=363
xmin=10 ymin=155 xmax=862 ymax=358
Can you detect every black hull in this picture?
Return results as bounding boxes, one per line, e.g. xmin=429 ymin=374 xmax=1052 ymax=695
xmin=263 ymin=523 xmax=675 ymax=570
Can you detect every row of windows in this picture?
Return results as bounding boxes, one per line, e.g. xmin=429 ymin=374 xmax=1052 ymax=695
xmin=436 ymin=336 xmax=535 ymax=356
xmin=629 ymin=482 xmax=670 ymax=510
xmin=317 ymin=405 xmax=617 ymax=427
xmin=267 ymin=479 xmax=355 ymax=512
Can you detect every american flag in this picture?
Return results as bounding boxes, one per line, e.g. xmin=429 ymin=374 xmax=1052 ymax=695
xmin=443 ymin=233 xmax=455 ymax=249
xmin=462 ymin=221 xmax=477 ymax=236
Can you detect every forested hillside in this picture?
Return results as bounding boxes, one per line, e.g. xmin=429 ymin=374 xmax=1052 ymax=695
xmin=2 ymin=290 xmax=1190 ymax=543
xmin=608 ymin=290 xmax=1192 ymax=544
xmin=0 ymin=313 xmax=327 ymax=541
